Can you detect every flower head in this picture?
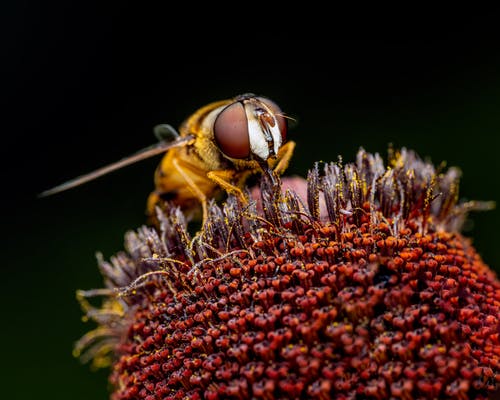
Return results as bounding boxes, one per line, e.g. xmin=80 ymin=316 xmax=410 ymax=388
xmin=76 ymin=148 xmax=500 ymax=399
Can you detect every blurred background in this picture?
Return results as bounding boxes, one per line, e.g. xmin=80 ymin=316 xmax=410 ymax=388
xmin=1 ymin=5 xmax=500 ymax=399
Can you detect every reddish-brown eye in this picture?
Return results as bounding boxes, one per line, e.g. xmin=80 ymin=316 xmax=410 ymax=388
xmin=213 ymin=102 xmax=250 ymax=159
xmin=257 ymin=96 xmax=287 ymax=141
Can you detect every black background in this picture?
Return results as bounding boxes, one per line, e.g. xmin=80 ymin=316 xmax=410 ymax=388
xmin=2 ymin=5 xmax=500 ymax=399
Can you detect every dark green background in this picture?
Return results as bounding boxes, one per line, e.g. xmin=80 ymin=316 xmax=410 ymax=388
xmin=2 ymin=8 xmax=500 ymax=399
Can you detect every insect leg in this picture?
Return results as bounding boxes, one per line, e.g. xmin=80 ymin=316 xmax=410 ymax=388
xmin=171 ymin=158 xmax=209 ymax=224
xmin=272 ymin=140 xmax=296 ymax=175
xmin=206 ymin=170 xmax=248 ymax=204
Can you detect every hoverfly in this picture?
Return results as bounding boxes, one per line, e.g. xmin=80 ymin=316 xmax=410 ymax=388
xmin=40 ymin=93 xmax=296 ymax=224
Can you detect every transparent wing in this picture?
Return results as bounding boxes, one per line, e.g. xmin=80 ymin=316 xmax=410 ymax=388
xmin=38 ymin=134 xmax=195 ymax=198
xmin=153 ymin=124 xmax=179 ymax=142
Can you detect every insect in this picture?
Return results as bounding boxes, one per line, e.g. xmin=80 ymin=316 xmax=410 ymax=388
xmin=40 ymin=93 xmax=296 ymax=224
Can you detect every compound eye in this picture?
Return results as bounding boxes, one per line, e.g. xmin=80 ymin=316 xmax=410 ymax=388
xmin=257 ymin=97 xmax=287 ymax=142
xmin=214 ymin=102 xmax=250 ymax=159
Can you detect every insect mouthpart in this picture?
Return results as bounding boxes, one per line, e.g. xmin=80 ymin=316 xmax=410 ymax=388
xmin=256 ymin=157 xmax=279 ymax=187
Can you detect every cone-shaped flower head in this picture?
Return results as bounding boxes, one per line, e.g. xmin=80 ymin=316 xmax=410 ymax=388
xmin=76 ymin=148 xmax=500 ymax=399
